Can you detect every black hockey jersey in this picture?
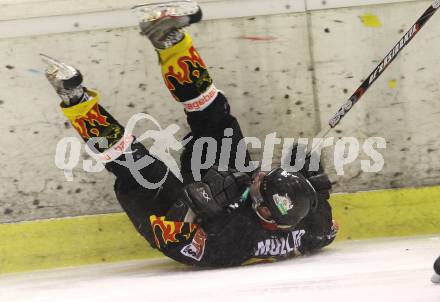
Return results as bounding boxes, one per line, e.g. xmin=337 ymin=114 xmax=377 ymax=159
xmin=147 ymin=168 xmax=337 ymax=267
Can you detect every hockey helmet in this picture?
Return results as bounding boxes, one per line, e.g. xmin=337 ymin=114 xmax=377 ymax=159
xmin=251 ymin=168 xmax=318 ymax=230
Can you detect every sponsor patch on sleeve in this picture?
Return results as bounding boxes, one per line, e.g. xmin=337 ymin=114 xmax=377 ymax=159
xmin=180 ymin=228 xmax=207 ymax=261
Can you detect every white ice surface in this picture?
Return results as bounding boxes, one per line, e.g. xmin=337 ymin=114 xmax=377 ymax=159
xmin=1 ymin=236 xmax=439 ymax=302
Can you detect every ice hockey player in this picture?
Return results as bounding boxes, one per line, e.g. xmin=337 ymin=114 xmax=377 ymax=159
xmin=41 ymin=0 xmax=338 ymax=267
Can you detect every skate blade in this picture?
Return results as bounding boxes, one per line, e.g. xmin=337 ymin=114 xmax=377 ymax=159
xmin=40 ymin=54 xmax=77 ymax=80
xmin=132 ymin=1 xmax=199 ymax=22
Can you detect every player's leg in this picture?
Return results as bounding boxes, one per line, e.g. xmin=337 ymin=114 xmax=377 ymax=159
xmin=42 ymin=55 xmax=183 ymax=247
xmin=158 ymin=34 xmax=251 ymax=180
xmin=134 ymin=1 xmax=251 ymax=180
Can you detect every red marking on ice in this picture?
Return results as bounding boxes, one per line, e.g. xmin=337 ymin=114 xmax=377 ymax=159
xmin=237 ymin=36 xmax=278 ymax=41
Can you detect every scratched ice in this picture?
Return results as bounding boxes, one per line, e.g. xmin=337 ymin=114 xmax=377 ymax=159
xmin=1 ymin=236 xmax=439 ymax=302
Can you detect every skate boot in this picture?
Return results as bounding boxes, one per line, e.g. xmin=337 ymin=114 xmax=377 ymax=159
xmin=132 ymin=0 xmax=202 ymax=49
xmin=41 ymin=54 xmax=127 ymax=157
xmin=40 ymin=54 xmax=90 ymax=107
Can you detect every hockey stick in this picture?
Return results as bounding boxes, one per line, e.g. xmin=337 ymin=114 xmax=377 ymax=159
xmin=312 ymin=0 xmax=440 ymax=148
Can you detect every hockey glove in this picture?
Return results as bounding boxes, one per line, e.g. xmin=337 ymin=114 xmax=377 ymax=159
xmin=181 ymin=182 xmax=225 ymax=219
xmin=180 ymin=167 xmax=251 ymax=220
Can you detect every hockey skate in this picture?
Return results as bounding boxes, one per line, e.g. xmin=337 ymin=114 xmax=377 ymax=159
xmin=40 ymin=54 xmax=88 ymax=106
xmin=132 ymin=0 xmax=202 ymax=49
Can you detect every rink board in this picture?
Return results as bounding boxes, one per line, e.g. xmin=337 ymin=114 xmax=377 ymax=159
xmin=1 ymin=185 xmax=440 ymax=274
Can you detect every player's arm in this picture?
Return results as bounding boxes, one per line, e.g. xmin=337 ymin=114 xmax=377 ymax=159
xmin=149 ymin=207 xmax=258 ymax=267
xmin=285 ymin=143 xmax=338 ymax=249
xmin=300 ymin=173 xmax=338 ymax=251
xmin=147 ymin=166 xmax=254 ymax=266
